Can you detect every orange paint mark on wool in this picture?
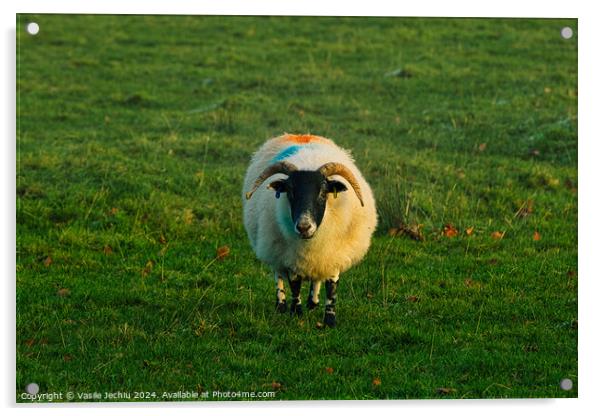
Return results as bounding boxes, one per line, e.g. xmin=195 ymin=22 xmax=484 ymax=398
xmin=283 ymin=134 xmax=323 ymax=144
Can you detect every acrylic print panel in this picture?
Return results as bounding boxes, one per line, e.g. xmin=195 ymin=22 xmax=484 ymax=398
xmin=16 ymin=14 xmax=577 ymax=402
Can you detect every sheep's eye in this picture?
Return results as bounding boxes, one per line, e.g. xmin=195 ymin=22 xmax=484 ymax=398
xmin=277 ymin=186 xmax=291 ymax=199
xmin=269 ymin=180 xmax=289 ymax=197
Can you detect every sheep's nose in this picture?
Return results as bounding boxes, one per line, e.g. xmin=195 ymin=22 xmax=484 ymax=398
xmin=295 ymin=219 xmax=316 ymax=239
xmin=296 ymin=222 xmax=311 ymax=234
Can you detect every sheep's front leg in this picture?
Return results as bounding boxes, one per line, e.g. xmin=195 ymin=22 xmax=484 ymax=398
xmin=274 ymin=272 xmax=287 ymax=313
xmin=306 ymin=280 xmax=321 ymax=310
xmin=324 ymin=276 xmax=339 ymax=328
xmin=287 ymin=274 xmax=303 ymax=317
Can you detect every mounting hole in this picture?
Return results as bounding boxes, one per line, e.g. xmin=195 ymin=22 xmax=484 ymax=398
xmin=560 ymin=378 xmax=573 ymax=391
xmin=25 ymin=383 xmax=39 ymax=395
xmin=560 ymin=27 xmax=573 ymax=39
xmin=26 ymin=22 xmax=40 ymax=36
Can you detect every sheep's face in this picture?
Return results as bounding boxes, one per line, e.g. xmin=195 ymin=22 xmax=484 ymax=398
xmin=269 ymin=171 xmax=348 ymax=239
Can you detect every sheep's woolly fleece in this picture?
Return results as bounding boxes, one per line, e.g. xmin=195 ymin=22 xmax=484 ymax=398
xmin=242 ymin=134 xmax=378 ymax=281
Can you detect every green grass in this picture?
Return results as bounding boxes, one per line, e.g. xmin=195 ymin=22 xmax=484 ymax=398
xmin=16 ymin=15 xmax=577 ymax=401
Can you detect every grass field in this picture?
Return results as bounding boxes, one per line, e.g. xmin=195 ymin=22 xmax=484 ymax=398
xmin=16 ymin=15 xmax=577 ymax=401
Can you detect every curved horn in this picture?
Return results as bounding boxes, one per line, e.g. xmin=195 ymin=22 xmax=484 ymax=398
xmin=245 ymin=161 xmax=298 ymax=200
xmin=318 ymin=162 xmax=365 ymax=207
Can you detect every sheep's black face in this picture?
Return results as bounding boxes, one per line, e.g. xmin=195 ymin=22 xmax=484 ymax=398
xmin=269 ymin=171 xmax=348 ymax=239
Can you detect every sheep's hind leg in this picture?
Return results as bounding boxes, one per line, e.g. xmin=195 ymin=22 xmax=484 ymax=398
xmin=306 ymin=280 xmax=321 ymax=310
xmin=274 ymin=272 xmax=287 ymax=313
xmin=324 ymin=276 xmax=339 ymax=328
xmin=287 ymin=274 xmax=303 ymax=317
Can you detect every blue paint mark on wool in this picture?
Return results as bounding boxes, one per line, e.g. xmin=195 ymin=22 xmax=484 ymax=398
xmin=272 ymin=145 xmax=302 ymax=162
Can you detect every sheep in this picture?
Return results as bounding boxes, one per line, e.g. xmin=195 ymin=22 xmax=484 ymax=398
xmin=242 ymin=133 xmax=377 ymax=327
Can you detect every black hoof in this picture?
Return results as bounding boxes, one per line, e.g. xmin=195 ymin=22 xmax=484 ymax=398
xmin=290 ymin=303 xmax=303 ymax=317
xmin=324 ymin=312 xmax=336 ymax=328
xmin=306 ymin=298 xmax=319 ymax=310
xmin=276 ymin=300 xmax=287 ymax=314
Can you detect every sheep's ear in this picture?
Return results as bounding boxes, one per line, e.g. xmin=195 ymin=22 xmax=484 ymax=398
xmin=327 ymin=180 xmax=348 ymax=196
xmin=267 ymin=179 xmax=288 ymax=193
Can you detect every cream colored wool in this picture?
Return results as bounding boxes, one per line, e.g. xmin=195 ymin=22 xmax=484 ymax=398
xmin=242 ymin=134 xmax=377 ymax=281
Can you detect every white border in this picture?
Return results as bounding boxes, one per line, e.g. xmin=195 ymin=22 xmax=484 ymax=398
xmin=7 ymin=0 xmax=582 ymax=17
xmin=3 ymin=1 xmax=600 ymax=416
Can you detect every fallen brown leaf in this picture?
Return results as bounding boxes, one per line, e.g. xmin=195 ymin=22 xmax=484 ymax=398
xmin=216 ymin=245 xmax=230 ymax=260
xmin=103 ymin=245 xmax=113 ymax=255
xmin=315 ymin=321 xmax=324 ymax=329
xmin=43 ymin=256 xmax=53 ymax=267
xmin=372 ymin=377 xmax=382 ymax=387
xmin=271 ymin=381 xmax=283 ymax=390
xmin=443 ymin=224 xmax=458 ymax=238
xmin=325 ymin=367 xmax=334 ymax=374
xmin=478 ymin=143 xmax=487 ymax=152
xmin=491 ymin=231 xmax=505 ymax=240
xmin=517 ymin=199 xmax=534 ymax=218
xmin=406 ymin=295 xmax=420 ymax=303
xmin=465 ymin=226 xmax=474 ymax=236
xmin=389 ymin=222 xmax=424 ymax=241
xmin=533 ymin=231 xmax=541 ymax=241
xmin=564 ymin=179 xmax=577 ymax=194
xmin=464 ymin=278 xmax=483 ymax=289
xmin=57 ymin=288 xmax=71 ymax=297
xmin=141 ymin=260 xmax=153 ymax=277
xmin=436 ymin=387 xmax=456 ymax=395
